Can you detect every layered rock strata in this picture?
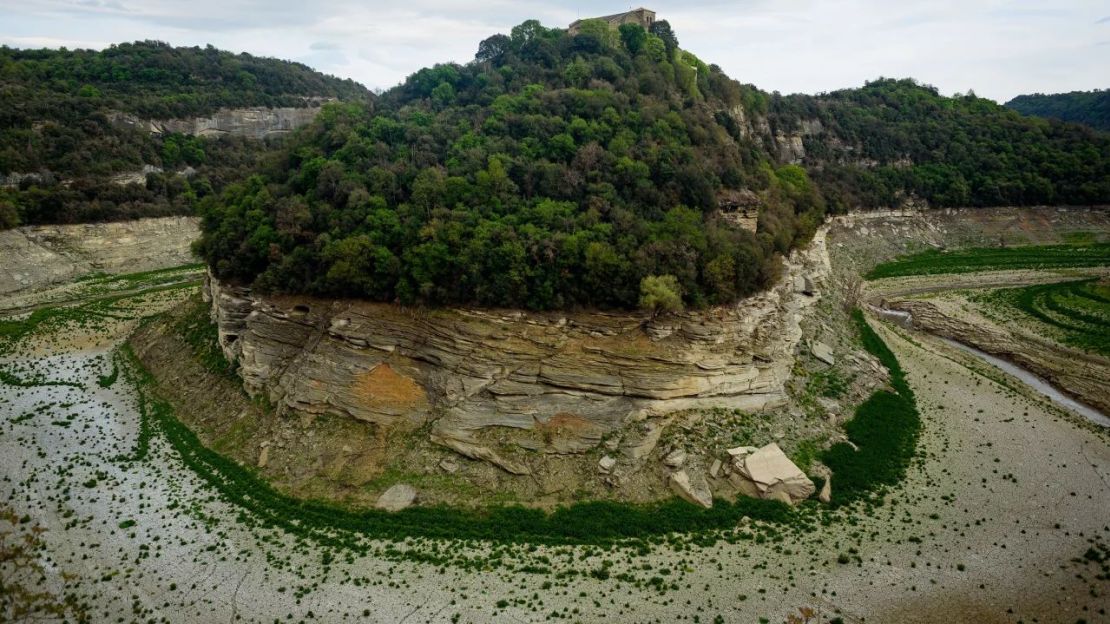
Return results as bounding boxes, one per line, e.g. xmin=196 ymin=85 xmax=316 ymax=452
xmin=208 ymin=227 xmax=831 ymax=466
xmin=0 ymin=216 xmax=199 ymax=296
xmin=889 ymin=297 xmax=1110 ymax=415
xmin=108 ymin=106 xmax=324 ymax=140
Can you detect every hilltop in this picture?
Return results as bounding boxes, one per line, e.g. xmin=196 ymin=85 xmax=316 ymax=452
xmin=196 ymin=18 xmax=1110 ymax=311
xmin=1005 ymin=89 xmax=1110 ymax=132
xmin=196 ymin=19 xmax=824 ymax=311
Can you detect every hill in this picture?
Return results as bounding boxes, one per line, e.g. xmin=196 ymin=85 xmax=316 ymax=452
xmin=0 ymin=41 xmax=370 ymax=229
xmin=1005 ymin=90 xmax=1110 ymax=132
xmin=769 ymin=80 xmax=1110 ymax=210
xmin=196 ymin=19 xmax=823 ymax=310
xmin=195 ymin=19 xmax=1110 ymax=312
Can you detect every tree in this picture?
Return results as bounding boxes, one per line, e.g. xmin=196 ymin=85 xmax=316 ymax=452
xmin=649 ymin=20 xmax=679 ymax=56
xmin=0 ymin=201 xmax=18 ymax=229
xmin=618 ymin=23 xmax=647 ymax=55
xmin=476 ymin=34 xmax=511 ymax=63
xmin=639 ymin=274 xmax=684 ymax=316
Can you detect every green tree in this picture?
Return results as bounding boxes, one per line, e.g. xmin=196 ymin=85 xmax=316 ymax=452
xmin=639 ymin=274 xmax=684 ymax=316
xmin=618 ymin=23 xmax=647 ymax=55
xmin=649 ymin=20 xmax=679 ymax=56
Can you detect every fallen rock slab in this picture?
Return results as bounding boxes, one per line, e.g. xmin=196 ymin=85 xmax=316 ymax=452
xmin=375 ymin=484 xmax=417 ymax=512
xmin=731 ymin=442 xmax=815 ymax=505
xmin=668 ymin=470 xmax=713 ymax=509
xmin=811 ymin=341 xmax=835 ymax=365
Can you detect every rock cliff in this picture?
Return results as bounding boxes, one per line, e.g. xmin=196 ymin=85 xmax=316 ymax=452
xmin=0 ymin=216 xmax=199 ymax=296
xmin=108 ymin=106 xmax=324 ymax=140
xmin=207 ymin=226 xmax=832 ymax=466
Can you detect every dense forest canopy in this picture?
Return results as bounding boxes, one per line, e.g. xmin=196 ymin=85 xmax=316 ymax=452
xmin=196 ymin=19 xmax=823 ymax=311
xmin=0 ymin=41 xmax=370 ymax=229
xmin=1005 ymin=90 xmax=1110 ymax=132
xmin=769 ymin=79 xmax=1110 ymax=211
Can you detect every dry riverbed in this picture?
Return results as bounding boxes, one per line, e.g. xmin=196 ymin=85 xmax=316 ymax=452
xmin=3 ymin=259 xmax=1109 ymax=623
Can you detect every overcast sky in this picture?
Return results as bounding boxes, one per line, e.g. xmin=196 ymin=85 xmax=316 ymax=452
xmin=2 ymin=0 xmax=1107 ymax=102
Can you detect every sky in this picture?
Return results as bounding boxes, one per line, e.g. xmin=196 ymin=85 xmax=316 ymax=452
xmin=1 ymin=0 xmax=1107 ymax=103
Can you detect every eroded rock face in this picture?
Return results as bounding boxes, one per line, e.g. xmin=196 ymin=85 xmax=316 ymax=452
xmin=0 ymin=216 xmax=199 ymax=296
xmin=108 ymin=106 xmax=325 ymax=140
xmin=207 ymin=226 xmax=831 ymax=463
xmin=890 ymin=298 xmax=1110 ymax=414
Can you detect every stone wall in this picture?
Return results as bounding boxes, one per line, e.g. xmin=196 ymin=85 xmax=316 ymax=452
xmin=207 ymin=226 xmax=831 ymax=462
xmin=0 ymin=216 xmax=199 ymax=296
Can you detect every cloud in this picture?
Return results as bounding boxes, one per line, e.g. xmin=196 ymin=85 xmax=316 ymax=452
xmin=2 ymin=0 xmax=1107 ymax=101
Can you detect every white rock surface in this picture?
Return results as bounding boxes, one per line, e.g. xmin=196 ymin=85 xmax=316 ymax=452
xmin=663 ymin=449 xmax=687 ymax=468
xmin=811 ymin=341 xmax=836 ymax=365
xmin=668 ymin=470 xmax=713 ymax=509
xmin=598 ymin=455 xmax=617 ymax=473
xmin=375 ymin=484 xmax=417 ymax=512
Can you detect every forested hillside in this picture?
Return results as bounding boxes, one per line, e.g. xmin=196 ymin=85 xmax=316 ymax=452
xmin=1005 ymin=90 xmax=1110 ymax=132
xmin=0 ymin=41 xmax=369 ymax=229
xmin=196 ymin=19 xmax=1110 ymax=312
xmin=196 ymin=20 xmax=823 ymax=310
xmin=770 ymin=80 xmax=1110 ymax=211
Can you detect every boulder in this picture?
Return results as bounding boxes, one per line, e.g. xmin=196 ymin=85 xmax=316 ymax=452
xmin=439 ymin=457 xmax=459 ymax=474
xmin=663 ymin=448 xmax=687 ymax=468
xmin=598 ymin=455 xmax=617 ymax=473
xmin=726 ymin=445 xmax=758 ymax=458
xmin=375 ymin=484 xmax=417 ymax=512
xmin=818 ymin=475 xmax=832 ymax=504
xmin=709 ymin=458 xmax=722 ymax=478
xmin=811 ymin=341 xmax=835 ymax=365
xmin=730 ymin=443 xmax=815 ymax=505
xmin=668 ymin=470 xmax=713 ymax=509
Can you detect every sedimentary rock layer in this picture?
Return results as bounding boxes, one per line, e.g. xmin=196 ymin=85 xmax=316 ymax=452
xmin=0 ymin=216 xmax=199 ymax=295
xmin=207 ymin=227 xmax=831 ymax=457
xmin=890 ymin=297 xmax=1110 ymax=415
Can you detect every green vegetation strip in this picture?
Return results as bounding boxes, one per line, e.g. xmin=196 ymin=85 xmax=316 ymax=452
xmin=820 ymin=311 xmax=920 ymax=506
xmin=0 ymin=368 xmax=84 ymax=389
xmin=0 ymin=279 xmax=200 ymax=353
xmin=973 ymin=278 xmax=1110 ymax=356
xmin=865 ymin=243 xmax=1110 ymax=280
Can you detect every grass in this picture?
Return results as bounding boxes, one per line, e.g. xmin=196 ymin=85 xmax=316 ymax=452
xmin=865 ymin=243 xmax=1110 ymax=280
xmin=972 ymin=278 xmax=1110 ymax=356
xmin=820 ymin=310 xmax=920 ymax=505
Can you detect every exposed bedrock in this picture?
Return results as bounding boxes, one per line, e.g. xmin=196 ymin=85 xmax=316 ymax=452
xmin=207 ymin=228 xmax=832 ymax=464
xmin=890 ymin=298 xmax=1110 ymax=415
xmin=0 ymin=216 xmax=199 ymax=296
xmin=108 ymin=106 xmax=324 ymax=140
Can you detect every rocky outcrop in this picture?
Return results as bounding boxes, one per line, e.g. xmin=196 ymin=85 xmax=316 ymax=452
xmin=727 ymin=443 xmax=815 ymax=505
xmin=773 ymin=119 xmax=823 ymax=164
xmin=108 ymin=106 xmax=324 ymax=140
xmin=207 ymin=226 xmax=832 ymax=466
xmin=0 ymin=216 xmax=199 ymax=296
xmin=891 ymin=298 xmax=1110 ymax=415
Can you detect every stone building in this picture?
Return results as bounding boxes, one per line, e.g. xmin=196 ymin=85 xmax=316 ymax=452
xmin=568 ymin=7 xmax=656 ymax=34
